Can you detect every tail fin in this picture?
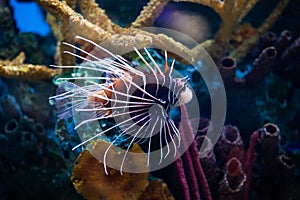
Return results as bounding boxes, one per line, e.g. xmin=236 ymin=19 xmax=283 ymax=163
xmin=53 ymin=82 xmax=88 ymax=119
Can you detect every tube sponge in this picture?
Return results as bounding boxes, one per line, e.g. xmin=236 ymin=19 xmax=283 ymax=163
xmin=218 ymin=157 xmax=246 ymax=200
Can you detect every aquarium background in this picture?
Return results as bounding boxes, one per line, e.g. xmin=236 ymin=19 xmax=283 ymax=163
xmin=0 ymin=0 xmax=300 ymax=199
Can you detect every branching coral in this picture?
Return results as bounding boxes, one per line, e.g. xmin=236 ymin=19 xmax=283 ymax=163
xmin=131 ymin=0 xmax=170 ymax=28
xmin=174 ymin=105 xmax=212 ymax=200
xmin=175 ymin=0 xmax=290 ymax=61
xmin=0 ymin=52 xmax=61 ymax=82
xmin=0 ymin=0 xmax=289 ymax=81
xmin=35 ymin=0 xmax=290 ymax=67
xmin=36 ymin=0 xmax=195 ymax=65
xmin=0 ymin=0 xmax=289 ymax=83
xmin=230 ymin=0 xmax=291 ymax=62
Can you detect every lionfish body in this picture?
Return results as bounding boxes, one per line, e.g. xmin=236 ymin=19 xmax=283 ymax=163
xmin=90 ymin=73 xmax=190 ymax=125
xmin=51 ymin=36 xmax=192 ymax=174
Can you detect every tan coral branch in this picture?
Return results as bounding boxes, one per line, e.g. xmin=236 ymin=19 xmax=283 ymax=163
xmin=230 ymin=0 xmax=290 ymax=62
xmin=77 ymin=0 xmax=115 ymax=32
xmin=131 ymin=0 xmax=169 ymax=28
xmin=257 ymin=0 xmax=290 ymax=34
xmin=65 ymin=0 xmax=76 ymax=10
xmin=128 ymin=28 xmax=195 ymax=63
xmin=59 ymin=27 xmax=76 ymax=66
xmin=36 ymin=0 xmax=290 ymax=67
xmin=36 ymin=0 xmax=111 ymax=45
xmin=221 ymin=0 xmax=238 ymax=20
xmin=0 ymin=52 xmax=61 ymax=82
xmin=238 ymin=0 xmax=260 ymax=21
xmin=46 ymin=13 xmax=61 ymax=40
xmin=173 ymin=0 xmax=223 ymax=16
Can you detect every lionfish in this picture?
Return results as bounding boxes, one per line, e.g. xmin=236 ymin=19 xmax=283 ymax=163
xmin=50 ymin=36 xmax=193 ymax=174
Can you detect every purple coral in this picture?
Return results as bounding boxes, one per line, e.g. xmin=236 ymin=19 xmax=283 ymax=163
xmin=244 ymin=130 xmax=259 ymax=200
xmin=219 ymin=57 xmax=237 ymax=86
xmin=219 ymin=157 xmax=246 ymax=200
xmin=174 ymin=104 xmax=213 ymax=200
xmin=174 ymin=119 xmax=296 ymax=200
xmin=245 ymin=46 xmax=277 ymax=85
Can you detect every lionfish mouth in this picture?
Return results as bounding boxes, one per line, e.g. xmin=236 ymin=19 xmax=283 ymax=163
xmin=50 ymin=36 xmax=193 ymax=174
